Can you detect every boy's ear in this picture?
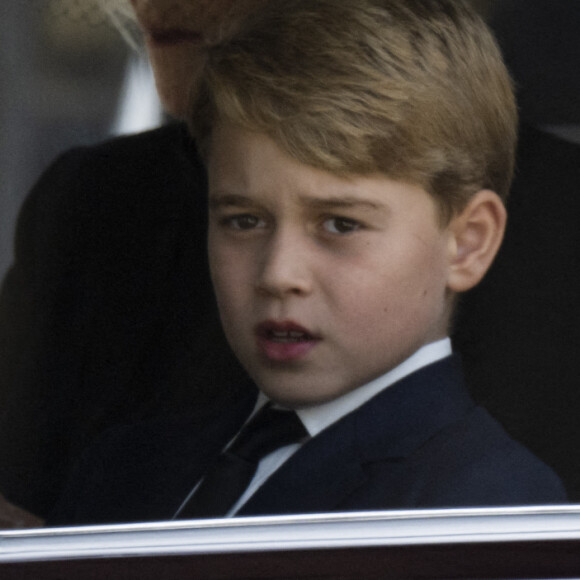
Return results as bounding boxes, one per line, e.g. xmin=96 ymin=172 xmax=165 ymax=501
xmin=446 ymin=189 xmax=507 ymax=293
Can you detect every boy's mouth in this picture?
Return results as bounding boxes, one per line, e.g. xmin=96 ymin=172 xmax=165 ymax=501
xmin=269 ymin=329 xmax=311 ymax=343
xmin=255 ymin=321 xmax=320 ymax=361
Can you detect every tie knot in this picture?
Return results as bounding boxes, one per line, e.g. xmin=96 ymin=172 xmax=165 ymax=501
xmin=228 ymin=403 xmax=308 ymax=463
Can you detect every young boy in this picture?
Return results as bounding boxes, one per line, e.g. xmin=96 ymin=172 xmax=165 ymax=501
xmin=51 ymin=0 xmax=565 ymax=526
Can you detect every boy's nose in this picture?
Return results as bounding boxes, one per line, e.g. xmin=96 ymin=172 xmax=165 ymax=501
xmin=255 ymin=232 xmax=313 ymax=298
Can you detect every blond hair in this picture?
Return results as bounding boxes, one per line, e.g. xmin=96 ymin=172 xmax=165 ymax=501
xmin=191 ymin=0 xmax=517 ymax=222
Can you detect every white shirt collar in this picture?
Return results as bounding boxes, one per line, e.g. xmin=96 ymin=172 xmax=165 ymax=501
xmin=254 ymin=337 xmax=452 ymax=437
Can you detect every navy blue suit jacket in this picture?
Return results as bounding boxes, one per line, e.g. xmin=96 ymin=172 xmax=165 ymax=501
xmin=51 ymin=356 xmax=566 ymax=526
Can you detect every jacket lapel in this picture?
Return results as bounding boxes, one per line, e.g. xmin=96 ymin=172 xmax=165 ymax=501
xmin=239 ymin=355 xmax=474 ymax=516
xmin=238 ymin=410 xmax=367 ymax=516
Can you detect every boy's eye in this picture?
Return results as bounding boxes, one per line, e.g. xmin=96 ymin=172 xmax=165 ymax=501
xmin=322 ymin=217 xmax=361 ymax=235
xmin=224 ymin=214 xmax=264 ymax=230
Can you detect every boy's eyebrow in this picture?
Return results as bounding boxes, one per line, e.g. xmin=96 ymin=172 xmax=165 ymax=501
xmin=208 ymin=192 xmax=387 ymax=212
xmin=301 ymin=196 xmax=385 ymax=212
xmin=208 ymin=193 xmax=253 ymax=209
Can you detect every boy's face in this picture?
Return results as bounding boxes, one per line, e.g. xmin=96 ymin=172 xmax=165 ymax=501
xmin=208 ymin=123 xmax=457 ymax=408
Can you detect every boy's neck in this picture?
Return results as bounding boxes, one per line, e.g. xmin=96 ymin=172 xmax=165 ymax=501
xmin=254 ymin=337 xmax=452 ymax=439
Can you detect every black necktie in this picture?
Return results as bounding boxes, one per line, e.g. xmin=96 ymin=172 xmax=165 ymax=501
xmin=176 ymin=403 xmax=308 ymax=519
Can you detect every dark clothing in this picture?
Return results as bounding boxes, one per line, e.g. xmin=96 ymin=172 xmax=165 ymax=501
xmin=50 ymin=356 xmax=566 ymax=527
xmin=454 ymin=124 xmax=580 ymax=499
xmin=0 ymin=124 xmax=248 ymax=518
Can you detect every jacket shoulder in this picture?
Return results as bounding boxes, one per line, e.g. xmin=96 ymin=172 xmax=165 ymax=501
xmin=357 ymin=407 xmax=568 ymax=509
